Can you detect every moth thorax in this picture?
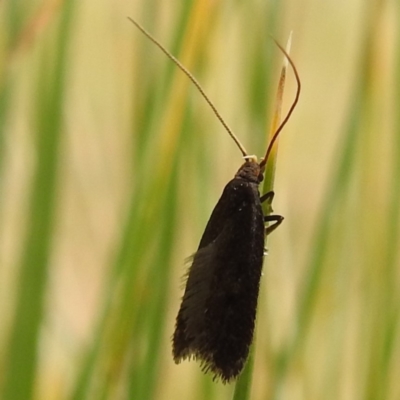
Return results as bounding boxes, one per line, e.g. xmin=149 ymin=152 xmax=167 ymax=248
xmin=235 ymin=160 xmax=262 ymax=183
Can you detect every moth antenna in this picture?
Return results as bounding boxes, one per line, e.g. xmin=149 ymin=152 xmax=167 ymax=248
xmin=259 ymin=38 xmax=301 ymax=169
xmin=128 ymin=17 xmax=248 ymax=157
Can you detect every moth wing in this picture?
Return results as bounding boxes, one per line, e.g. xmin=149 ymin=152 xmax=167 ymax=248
xmin=173 ymin=181 xmax=265 ymax=381
xmin=173 ymin=240 xmax=218 ymax=361
xmin=196 ymin=180 xmax=246 ymax=250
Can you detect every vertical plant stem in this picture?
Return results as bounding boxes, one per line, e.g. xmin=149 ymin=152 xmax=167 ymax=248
xmin=1 ymin=1 xmax=76 ymax=399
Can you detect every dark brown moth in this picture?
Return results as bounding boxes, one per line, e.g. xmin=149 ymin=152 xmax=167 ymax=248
xmin=128 ymin=17 xmax=300 ymax=383
xmin=172 ymin=162 xmax=282 ymax=382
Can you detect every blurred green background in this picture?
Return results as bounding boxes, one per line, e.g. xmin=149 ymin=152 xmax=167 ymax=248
xmin=0 ymin=0 xmax=399 ymax=399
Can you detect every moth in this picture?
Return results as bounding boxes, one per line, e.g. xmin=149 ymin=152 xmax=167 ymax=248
xmin=129 ymin=17 xmax=300 ymax=383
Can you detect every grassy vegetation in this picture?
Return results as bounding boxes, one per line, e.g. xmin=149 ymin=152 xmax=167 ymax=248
xmin=0 ymin=0 xmax=399 ymax=399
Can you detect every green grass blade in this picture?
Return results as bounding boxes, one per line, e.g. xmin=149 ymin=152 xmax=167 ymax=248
xmin=1 ymin=1 xmax=76 ymax=399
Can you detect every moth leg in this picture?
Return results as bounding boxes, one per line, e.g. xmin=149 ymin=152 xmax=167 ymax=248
xmin=264 ymin=214 xmax=284 ymax=236
xmin=260 ymin=191 xmax=275 ymax=204
xmin=261 ymin=191 xmax=283 ymax=235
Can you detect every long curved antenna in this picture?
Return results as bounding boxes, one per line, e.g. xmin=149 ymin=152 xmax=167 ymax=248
xmin=259 ymin=39 xmax=301 ymax=169
xmin=128 ymin=17 xmax=248 ymax=157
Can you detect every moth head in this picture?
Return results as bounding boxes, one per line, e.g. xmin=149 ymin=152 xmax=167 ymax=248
xmin=235 ymin=155 xmax=264 ymax=183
